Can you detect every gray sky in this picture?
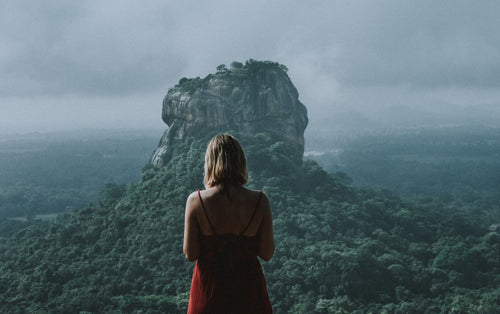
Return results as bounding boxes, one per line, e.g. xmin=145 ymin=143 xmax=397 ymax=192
xmin=1 ymin=0 xmax=500 ymax=133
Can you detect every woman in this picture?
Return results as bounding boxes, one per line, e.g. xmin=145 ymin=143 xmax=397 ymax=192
xmin=183 ymin=134 xmax=274 ymax=313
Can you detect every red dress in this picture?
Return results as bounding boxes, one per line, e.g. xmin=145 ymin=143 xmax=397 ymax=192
xmin=187 ymin=191 xmax=272 ymax=314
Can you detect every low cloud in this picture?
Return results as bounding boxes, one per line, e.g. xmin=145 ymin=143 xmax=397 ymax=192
xmin=1 ymin=0 xmax=499 ymax=132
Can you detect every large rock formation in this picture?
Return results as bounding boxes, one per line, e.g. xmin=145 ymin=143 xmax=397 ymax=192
xmin=150 ymin=60 xmax=308 ymax=167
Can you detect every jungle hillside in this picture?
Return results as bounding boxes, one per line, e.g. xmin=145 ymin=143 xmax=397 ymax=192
xmin=0 ymin=61 xmax=499 ymax=313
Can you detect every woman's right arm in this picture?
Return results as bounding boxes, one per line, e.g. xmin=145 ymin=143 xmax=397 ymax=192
xmin=258 ymin=193 xmax=275 ymax=261
xmin=183 ymin=192 xmax=200 ymax=262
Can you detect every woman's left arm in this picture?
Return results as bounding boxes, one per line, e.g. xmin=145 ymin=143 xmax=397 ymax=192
xmin=183 ymin=192 xmax=200 ymax=262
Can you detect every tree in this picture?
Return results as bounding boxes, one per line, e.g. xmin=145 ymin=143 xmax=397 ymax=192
xmin=230 ymin=61 xmax=243 ymax=70
xmin=216 ymin=64 xmax=227 ymax=72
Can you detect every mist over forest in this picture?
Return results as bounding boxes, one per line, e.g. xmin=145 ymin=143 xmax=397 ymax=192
xmin=1 ymin=118 xmax=499 ymax=312
xmin=2 ymin=121 xmax=499 ymax=222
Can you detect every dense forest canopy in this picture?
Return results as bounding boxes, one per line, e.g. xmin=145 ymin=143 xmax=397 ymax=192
xmin=0 ymin=128 xmax=499 ymax=313
xmin=306 ymin=126 xmax=500 ymax=228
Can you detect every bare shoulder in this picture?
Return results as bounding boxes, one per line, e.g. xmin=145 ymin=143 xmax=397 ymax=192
xmin=186 ymin=191 xmax=199 ymax=205
xmin=185 ymin=191 xmax=202 ymax=214
xmin=197 ymin=186 xmax=219 ymax=199
xmin=241 ymin=187 xmax=266 ymax=200
xmin=258 ymin=191 xmax=271 ymax=211
xmin=246 ymin=188 xmax=270 ymax=211
xmin=243 ymin=187 xmax=265 ymax=196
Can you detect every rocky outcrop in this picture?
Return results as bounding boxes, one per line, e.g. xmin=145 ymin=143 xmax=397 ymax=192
xmin=150 ymin=60 xmax=308 ymax=166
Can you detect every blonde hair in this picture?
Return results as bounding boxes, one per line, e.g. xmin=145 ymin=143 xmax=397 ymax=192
xmin=203 ymin=134 xmax=248 ymax=189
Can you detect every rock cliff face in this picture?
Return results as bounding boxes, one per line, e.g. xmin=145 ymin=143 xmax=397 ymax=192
xmin=150 ymin=60 xmax=308 ymax=166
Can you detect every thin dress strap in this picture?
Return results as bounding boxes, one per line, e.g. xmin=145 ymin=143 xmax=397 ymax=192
xmin=239 ymin=191 xmax=263 ymax=236
xmin=198 ymin=190 xmax=216 ymax=235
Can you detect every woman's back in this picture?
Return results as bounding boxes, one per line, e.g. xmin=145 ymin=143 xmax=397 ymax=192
xmin=198 ymin=186 xmax=263 ymax=237
xmin=186 ymin=186 xmax=273 ymax=313
xmin=184 ymin=185 xmax=274 ymax=262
